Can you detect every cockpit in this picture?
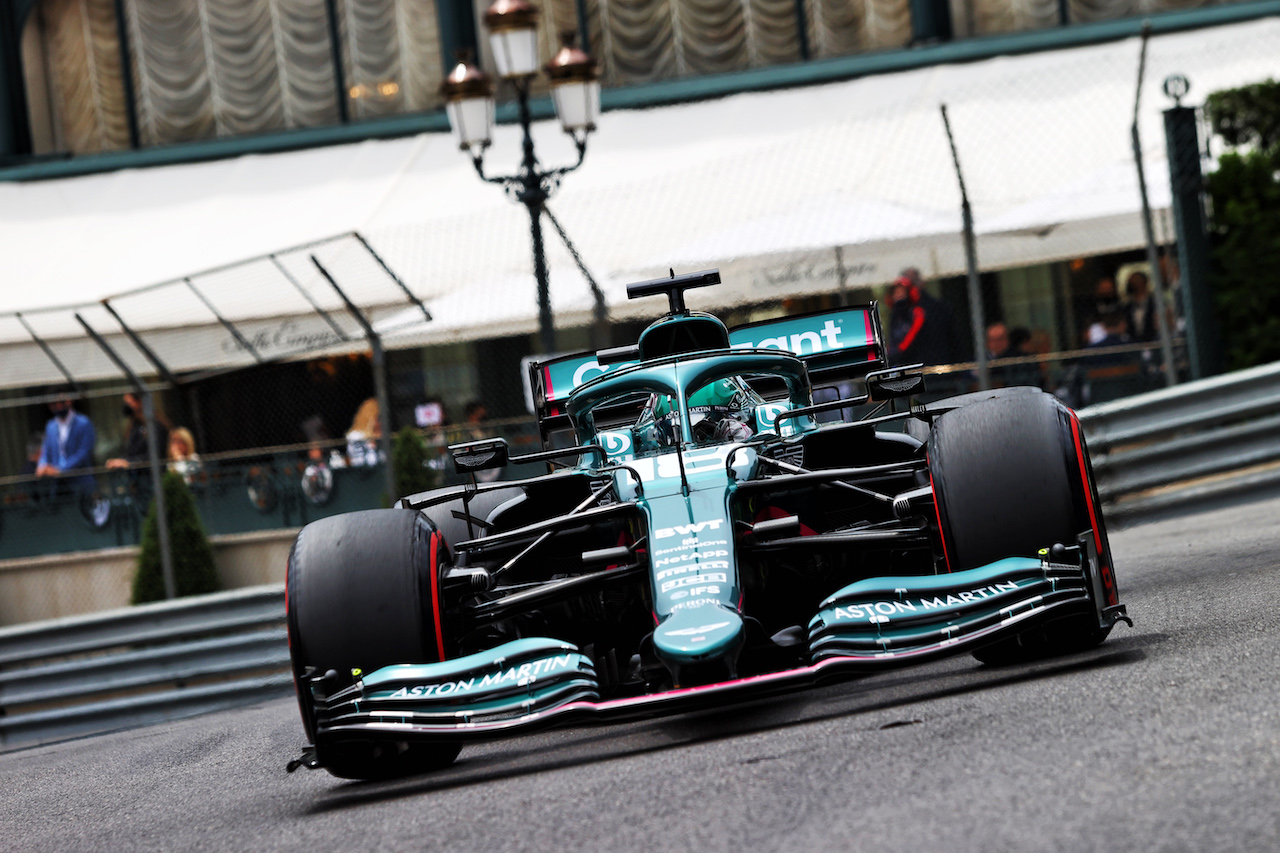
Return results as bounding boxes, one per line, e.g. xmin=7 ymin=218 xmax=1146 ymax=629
xmin=632 ymin=376 xmax=762 ymax=452
xmin=565 ymin=351 xmax=813 ymax=460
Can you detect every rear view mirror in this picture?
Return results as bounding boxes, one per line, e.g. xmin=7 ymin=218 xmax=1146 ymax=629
xmin=449 ymin=438 xmax=509 ymax=474
xmin=866 ymin=365 xmax=925 ymax=400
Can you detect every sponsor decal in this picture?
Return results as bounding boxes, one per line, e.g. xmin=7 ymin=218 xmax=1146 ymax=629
xmin=654 ymin=518 xmax=724 ymax=540
xmin=830 ymin=581 xmax=1023 ymax=622
xmin=663 ymin=621 xmax=731 ymax=638
xmin=655 ymin=560 xmax=730 ymax=582
xmin=574 ymin=359 xmax=607 ymax=387
xmin=652 ymin=538 xmax=728 ymax=557
xmin=630 ymin=446 xmax=736 ymax=483
xmin=598 ymin=430 xmax=633 ymax=457
xmin=653 ymin=549 xmax=729 ymax=569
xmin=660 ymin=572 xmax=729 ymax=593
xmin=756 ymin=402 xmax=790 ymax=429
xmin=669 ymin=598 xmax=720 ymax=611
xmin=385 ymin=654 xmax=576 ymax=699
xmin=542 ymin=308 xmax=875 ymax=404
xmin=731 ymin=319 xmax=846 ymax=354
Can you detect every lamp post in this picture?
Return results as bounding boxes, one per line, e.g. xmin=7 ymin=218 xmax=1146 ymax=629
xmin=441 ymin=0 xmax=601 ymax=356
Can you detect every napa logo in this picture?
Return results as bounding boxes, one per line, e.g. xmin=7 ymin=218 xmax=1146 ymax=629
xmin=599 ymin=430 xmax=633 ymax=458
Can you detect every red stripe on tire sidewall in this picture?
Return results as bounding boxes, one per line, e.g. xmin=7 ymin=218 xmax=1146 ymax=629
xmin=927 ymin=460 xmax=953 ymax=573
xmin=429 ymin=531 xmax=446 ymax=660
xmin=1069 ymin=414 xmax=1117 ymax=606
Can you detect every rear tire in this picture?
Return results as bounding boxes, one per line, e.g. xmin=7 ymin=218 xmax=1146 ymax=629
xmin=926 ymin=391 xmax=1113 ymax=664
xmin=287 ymin=508 xmax=460 ymax=779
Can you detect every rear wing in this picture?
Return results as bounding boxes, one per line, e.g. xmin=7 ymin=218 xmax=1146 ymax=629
xmin=729 ymin=304 xmax=885 ymax=385
xmin=525 ymin=304 xmax=885 ymax=444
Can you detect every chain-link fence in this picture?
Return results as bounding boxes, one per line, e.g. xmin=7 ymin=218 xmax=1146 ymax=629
xmin=3 ymin=15 xmax=1278 ymax=626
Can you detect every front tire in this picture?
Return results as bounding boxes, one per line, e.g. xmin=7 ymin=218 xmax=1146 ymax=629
xmin=287 ymin=508 xmax=460 ymax=779
xmin=927 ymin=391 xmax=1114 ymax=664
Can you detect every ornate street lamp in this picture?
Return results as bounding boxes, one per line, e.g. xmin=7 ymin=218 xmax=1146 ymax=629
xmin=441 ymin=0 xmax=601 ymax=355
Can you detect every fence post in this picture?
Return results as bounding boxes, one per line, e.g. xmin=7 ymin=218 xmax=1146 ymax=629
xmin=75 ymin=315 xmax=176 ymax=600
xmin=310 ymin=256 xmax=398 ymax=504
xmin=1163 ymin=97 xmax=1219 ymax=380
xmin=940 ymin=104 xmax=988 ymax=390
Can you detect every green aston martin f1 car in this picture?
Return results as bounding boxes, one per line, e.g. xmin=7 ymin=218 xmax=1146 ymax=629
xmin=286 ymin=269 xmax=1129 ymax=780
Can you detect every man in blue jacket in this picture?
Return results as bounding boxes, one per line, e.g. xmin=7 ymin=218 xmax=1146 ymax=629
xmin=36 ymin=393 xmax=97 ymax=497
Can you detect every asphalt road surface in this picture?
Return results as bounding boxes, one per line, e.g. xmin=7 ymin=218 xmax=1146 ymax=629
xmin=3 ymin=493 xmax=1278 ymax=852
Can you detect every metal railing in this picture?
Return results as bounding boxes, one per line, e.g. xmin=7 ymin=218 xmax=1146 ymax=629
xmin=5 ymin=361 xmax=1280 ymax=749
xmin=1078 ymin=359 xmax=1280 ymax=508
xmin=0 ymin=417 xmax=547 ymax=562
xmin=0 ymin=586 xmax=291 ymax=750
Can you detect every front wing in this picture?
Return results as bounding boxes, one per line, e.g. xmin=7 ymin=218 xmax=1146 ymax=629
xmin=291 ymin=538 xmax=1128 ymax=770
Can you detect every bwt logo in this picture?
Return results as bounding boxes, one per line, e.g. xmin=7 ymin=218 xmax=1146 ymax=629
xmin=732 ymin=319 xmax=844 ymax=354
xmin=653 ymin=519 xmax=725 ymax=540
xmin=598 ymin=430 xmax=632 ymax=456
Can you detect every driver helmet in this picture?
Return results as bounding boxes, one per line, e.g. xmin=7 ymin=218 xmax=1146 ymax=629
xmin=688 ymin=379 xmax=753 ymax=443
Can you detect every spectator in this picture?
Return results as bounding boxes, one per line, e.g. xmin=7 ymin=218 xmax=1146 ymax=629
xmin=20 ymin=433 xmax=42 ymax=477
xmin=21 ymin=432 xmax=45 ymax=502
xmin=1026 ymin=328 xmax=1058 ymax=390
xmin=1124 ymin=271 xmax=1160 ymax=343
xmin=346 ymin=398 xmax=382 ymax=467
xmin=1160 ymin=255 xmax=1186 ymax=335
xmin=106 ymin=392 xmax=170 ymax=472
xmin=1008 ymin=326 xmax=1047 ymax=388
xmin=985 ymin=321 xmax=1010 ymax=361
xmin=886 ymin=268 xmax=956 ymax=368
xmin=167 ymin=427 xmax=203 ymax=484
xmin=982 ymin=321 xmax=1014 ymax=388
xmin=1084 ymin=278 xmax=1122 ymax=345
xmin=36 ymin=392 xmax=97 ymax=497
xmin=301 ymin=413 xmax=345 ymax=469
xmin=464 ymin=400 xmax=500 ymax=483
xmin=464 ymin=400 xmax=488 ymax=438
xmin=1082 ymin=312 xmax=1132 ymax=368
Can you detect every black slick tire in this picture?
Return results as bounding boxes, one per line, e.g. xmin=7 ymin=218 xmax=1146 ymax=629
xmin=926 ymin=391 xmax=1113 ymax=664
xmin=287 ymin=508 xmax=460 ymax=779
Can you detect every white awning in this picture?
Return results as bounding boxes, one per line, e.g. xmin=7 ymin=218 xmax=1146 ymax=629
xmin=1 ymin=16 xmax=1277 ymax=390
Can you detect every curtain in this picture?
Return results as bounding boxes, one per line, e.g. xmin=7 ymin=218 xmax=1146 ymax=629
xmin=337 ymin=0 xmax=446 ymax=120
xmin=34 ymin=0 xmax=131 ymax=154
xmin=32 ymin=0 xmax=1225 ymax=155
xmin=28 ymin=0 xmax=448 ymax=152
xmin=969 ymin=0 xmax=1220 ymax=34
xmin=807 ymin=0 xmax=912 ymax=56
xmin=587 ymin=0 xmax=905 ymax=85
xmin=964 ymin=0 xmax=1058 ymax=34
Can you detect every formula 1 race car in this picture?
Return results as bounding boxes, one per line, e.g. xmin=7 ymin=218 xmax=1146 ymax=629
xmin=285 ymin=269 xmax=1130 ymax=780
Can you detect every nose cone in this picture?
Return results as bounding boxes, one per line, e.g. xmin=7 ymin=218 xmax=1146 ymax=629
xmin=653 ymin=605 xmax=744 ymax=666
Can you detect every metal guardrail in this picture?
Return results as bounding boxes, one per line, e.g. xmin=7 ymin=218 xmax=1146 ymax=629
xmin=0 ymin=586 xmax=291 ymax=750
xmin=1078 ymin=360 xmax=1280 ymax=506
xmin=6 ymin=363 xmax=1280 ymax=749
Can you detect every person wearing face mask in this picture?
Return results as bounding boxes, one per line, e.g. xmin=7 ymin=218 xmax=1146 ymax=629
xmin=36 ymin=392 xmax=97 ymax=497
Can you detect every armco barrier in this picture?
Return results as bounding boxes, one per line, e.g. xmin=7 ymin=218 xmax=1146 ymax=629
xmin=0 ymin=586 xmax=291 ymax=750
xmin=1078 ymin=360 xmax=1280 ymax=507
xmin=6 ymin=363 xmax=1280 ymax=749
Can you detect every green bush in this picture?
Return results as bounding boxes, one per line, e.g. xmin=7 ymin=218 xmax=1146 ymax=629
xmin=132 ymin=471 xmax=220 ymax=604
xmin=392 ymin=426 xmax=439 ymax=499
xmin=1205 ymin=79 xmax=1280 ymax=371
